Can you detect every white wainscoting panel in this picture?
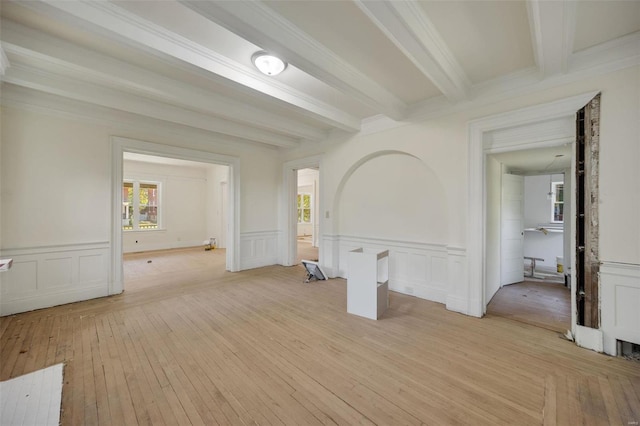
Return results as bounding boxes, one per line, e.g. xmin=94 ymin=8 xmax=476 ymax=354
xmin=239 ymin=231 xmax=279 ymax=271
xmin=600 ymin=262 xmax=640 ymax=355
xmin=446 ymin=247 xmax=470 ymax=315
xmin=333 ymin=235 xmax=450 ymax=304
xmin=0 ymin=242 xmax=110 ymax=316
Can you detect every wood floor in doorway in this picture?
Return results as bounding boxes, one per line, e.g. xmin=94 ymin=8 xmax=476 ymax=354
xmin=297 ymin=239 xmax=318 ymax=263
xmin=2 ymin=254 xmax=638 ymax=425
xmin=486 ymin=280 xmax=571 ymax=334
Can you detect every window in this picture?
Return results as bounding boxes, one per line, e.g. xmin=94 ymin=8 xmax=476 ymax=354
xmin=123 ymin=181 xmax=160 ymax=230
xmin=551 ymin=181 xmax=563 ymax=223
xmin=297 ymin=193 xmax=311 ymax=224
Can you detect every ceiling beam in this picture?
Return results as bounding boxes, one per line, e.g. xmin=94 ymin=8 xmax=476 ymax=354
xmin=16 ymin=0 xmax=361 ymax=132
xmin=527 ymin=0 xmax=577 ymax=77
xmin=1 ymin=20 xmax=328 ymax=142
xmin=354 ymin=0 xmax=469 ymax=102
xmin=4 ymin=60 xmax=301 ymax=148
xmin=181 ymin=0 xmax=407 ymax=120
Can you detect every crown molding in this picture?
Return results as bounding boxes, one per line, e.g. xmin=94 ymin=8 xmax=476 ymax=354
xmin=18 ymin=0 xmax=361 ymax=132
xmin=526 ymin=0 xmax=576 ymax=77
xmin=569 ymin=31 xmax=640 ymax=74
xmin=354 ymin=0 xmax=469 ymax=101
xmin=362 ymin=54 xmax=637 ymax=137
xmin=1 ymin=84 xmax=284 ymax=153
xmin=4 ymin=63 xmax=300 ymax=148
xmin=1 ymin=20 xmax=328 ymax=142
xmin=181 ymin=0 xmax=407 ymax=120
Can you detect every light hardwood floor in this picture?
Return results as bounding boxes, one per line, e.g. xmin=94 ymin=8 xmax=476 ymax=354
xmin=486 ymin=281 xmax=571 ymax=334
xmin=297 ymin=239 xmax=319 ymax=263
xmin=1 ymin=248 xmax=638 ymax=425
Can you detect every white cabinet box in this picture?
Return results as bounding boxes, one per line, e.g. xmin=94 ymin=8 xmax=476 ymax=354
xmin=347 ymin=248 xmax=389 ymax=320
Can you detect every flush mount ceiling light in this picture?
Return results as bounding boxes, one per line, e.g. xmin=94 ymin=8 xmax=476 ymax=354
xmin=252 ymin=51 xmax=287 ymax=76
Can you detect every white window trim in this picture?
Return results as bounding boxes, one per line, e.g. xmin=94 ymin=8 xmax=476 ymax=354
xmin=123 ymin=179 xmax=162 ymax=231
xmin=550 ymin=181 xmax=564 ymax=223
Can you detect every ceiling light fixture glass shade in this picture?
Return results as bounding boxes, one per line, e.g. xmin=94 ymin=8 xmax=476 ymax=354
xmin=252 ymin=51 xmax=287 ymax=76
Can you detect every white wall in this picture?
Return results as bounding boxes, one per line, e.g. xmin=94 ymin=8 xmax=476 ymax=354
xmin=338 ymin=153 xmax=447 ymax=243
xmin=523 ymin=174 xmax=565 ymax=270
xmin=0 ymin=101 xmax=281 ymax=314
xmin=283 ymin=66 xmax=639 ymax=331
xmin=122 ymin=160 xmax=228 ymax=253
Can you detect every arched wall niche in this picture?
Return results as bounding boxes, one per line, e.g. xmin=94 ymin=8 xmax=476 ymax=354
xmin=333 ymin=151 xmax=448 ymax=243
xmin=327 ymin=150 xmax=452 ymax=304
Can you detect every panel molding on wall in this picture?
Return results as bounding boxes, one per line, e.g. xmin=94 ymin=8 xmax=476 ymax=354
xmin=600 ymin=261 xmax=640 ymax=355
xmin=0 ymin=242 xmax=110 ymax=316
xmin=240 ymin=231 xmax=279 ymax=271
xmin=326 ymin=234 xmax=464 ymax=305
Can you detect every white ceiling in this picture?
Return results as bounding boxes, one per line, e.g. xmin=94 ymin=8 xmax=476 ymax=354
xmin=1 ymin=0 xmax=639 ymax=149
xmin=490 ymin=144 xmax=573 ymax=176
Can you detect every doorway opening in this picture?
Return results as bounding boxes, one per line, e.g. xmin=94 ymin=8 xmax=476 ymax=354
xmin=468 ymin=91 xmax=602 ymax=350
xmin=281 ymin=156 xmax=322 ymax=268
xmin=120 ymin=152 xmax=230 ymax=292
xmin=484 ymin=147 xmax=571 ymax=333
xmin=296 ymin=168 xmax=319 ymax=263
xmin=110 ymin=137 xmax=240 ymax=296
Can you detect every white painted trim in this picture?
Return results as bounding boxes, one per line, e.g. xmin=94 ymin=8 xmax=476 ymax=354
xmin=467 ymin=91 xmax=598 ymax=318
xmin=5 ymin=62 xmax=299 ymax=148
xmin=0 ymin=241 xmax=110 ymax=257
xmin=324 ymin=234 xmax=462 ymax=306
xmin=600 ymin=262 xmax=640 ymax=355
xmin=281 ymin=156 xmax=323 ymax=267
xmin=0 ymin=242 xmax=110 ymax=316
xmin=25 ymin=0 xmax=361 ymax=132
xmin=365 ymin=58 xmax=638 ymax=137
xmin=111 ymin=137 xmax=241 ymax=295
xmin=354 ymin=0 xmax=469 ymax=101
xmin=2 ymin=286 xmax=108 ymax=317
xmin=0 ymin=85 xmax=277 ymax=153
xmin=183 ymin=0 xmax=406 ymax=121
xmin=239 ymin=230 xmax=279 ymax=271
xmin=2 ymin=21 xmax=327 ymax=141
xmin=569 ymin=31 xmax=640 ymax=75
xmin=1 ymin=20 xmax=327 ymax=142
xmin=574 ymin=325 xmax=604 ymax=353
